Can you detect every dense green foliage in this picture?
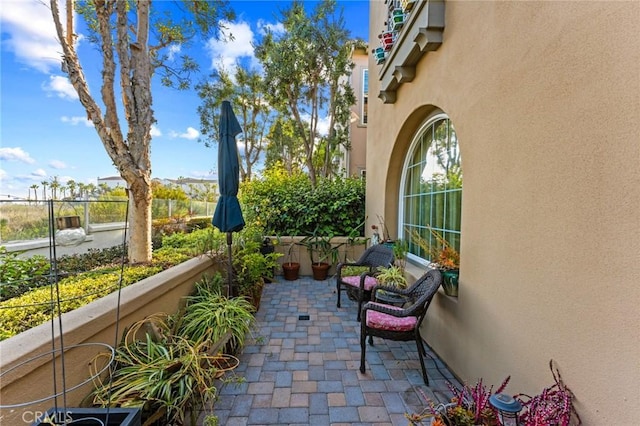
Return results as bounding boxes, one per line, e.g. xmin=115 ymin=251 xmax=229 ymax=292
xmin=0 ymin=248 xmax=51 ymax=301
xmin=0 ymin=265 xmax=164 ymax=340
xmin=239 ymin=166 xmax=365 ymax=236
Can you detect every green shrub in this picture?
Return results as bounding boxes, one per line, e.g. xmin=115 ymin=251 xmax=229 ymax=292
xmin=57 ymin=245 xmax=128 ymax=273
xmin=239 ymin=166 xmax=365 ymax=236
xmin=0 ymin=265 xmax=162 ymax=340
xmin=0 ymin=247 xmax=51 ymax=301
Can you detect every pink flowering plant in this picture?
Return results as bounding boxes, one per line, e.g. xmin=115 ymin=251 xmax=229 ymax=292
xmin=516 ymin=360 xmax=581 ymax=426
xmin=406 ymin=377 xmax=511 ymax=426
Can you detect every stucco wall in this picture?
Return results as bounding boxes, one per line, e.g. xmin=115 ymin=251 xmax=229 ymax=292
xmin=368 ymin=1 xmax=640 ymax=423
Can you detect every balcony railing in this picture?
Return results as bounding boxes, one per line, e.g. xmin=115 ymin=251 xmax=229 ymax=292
xmin=376 ymin=0 xmax=445 ymax=104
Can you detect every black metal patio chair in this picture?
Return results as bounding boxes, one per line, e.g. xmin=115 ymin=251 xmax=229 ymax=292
xmin=359 ymin=269 xmax=442 ymax=385
xmin=336 ymin=244 xmax=394 ymax=321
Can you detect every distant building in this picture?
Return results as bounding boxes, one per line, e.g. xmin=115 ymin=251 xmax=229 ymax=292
xmin=340 ymin=45 xmax=369 ymax=179
xmin=97 ymin=176 xmax=126 ymax=189
xmin=97 ymin=176 xmax=218 ymax=198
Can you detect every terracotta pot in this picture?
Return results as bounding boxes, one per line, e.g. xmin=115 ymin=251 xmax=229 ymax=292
xmin=311 ymin=262 xmax=330 ymax=281
xmin=282 ymin=262 xmax=300 ymax=281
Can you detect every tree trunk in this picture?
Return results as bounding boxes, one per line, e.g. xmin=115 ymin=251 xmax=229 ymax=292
xmin=127 ymin=177 xmax=152 ymax=264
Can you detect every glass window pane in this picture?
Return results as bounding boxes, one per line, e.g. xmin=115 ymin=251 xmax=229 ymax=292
xmin=401 ymin=116 xmax=463 ymax=262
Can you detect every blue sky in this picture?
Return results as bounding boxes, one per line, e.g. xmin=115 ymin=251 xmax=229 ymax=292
xmin=0 ymin=0 xmax=369 ymax=199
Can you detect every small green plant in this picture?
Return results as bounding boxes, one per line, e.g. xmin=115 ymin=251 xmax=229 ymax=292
xmin=177 ymin=274 xmax=256 ymax=352
xmin=376 ymin=265 xmax=408 ymax=289
xmin=299 ymin=226 xmax=344 ymax=266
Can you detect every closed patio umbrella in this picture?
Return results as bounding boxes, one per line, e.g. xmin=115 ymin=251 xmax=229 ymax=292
xmin=212 ymin=100 xmax=244 ymax=297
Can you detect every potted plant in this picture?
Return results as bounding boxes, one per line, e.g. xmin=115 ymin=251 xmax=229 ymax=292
xmin=516 ymin=360 xmax=581 ymax=425
xmin=411 ymin=227 xmax=460 ymax=297
xmin=406 ymin=377 xmax=511 ymax=425
xmin=373 ymin=265 xmax=410 ymax=306
xmin=299 ymin=228 xmax=344 ymax=281
xmin=280 ymin=238 xmax=300 ymax=281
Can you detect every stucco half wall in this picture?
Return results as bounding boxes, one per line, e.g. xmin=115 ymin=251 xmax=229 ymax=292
xmin=367 ymin=1 xmax=639 ymax=423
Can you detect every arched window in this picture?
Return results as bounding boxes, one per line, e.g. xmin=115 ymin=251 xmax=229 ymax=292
xmin=400 ymin=114 xmax=462 ymax=266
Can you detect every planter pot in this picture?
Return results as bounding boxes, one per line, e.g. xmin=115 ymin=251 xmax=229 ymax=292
xmin=379 ymin=31 xmax=395 ymax=51
xmin=373 ymin=47 xmax=386 ymax=64
xmin=441 ymin=269 xmax=459 ymax=297
xmin=282 ymin=262 xmax=300 ymax=281
xmin=311 ymin=262 xmax=330 ymax=281
xmin=33 ymin=408 xmax=141 ymax=426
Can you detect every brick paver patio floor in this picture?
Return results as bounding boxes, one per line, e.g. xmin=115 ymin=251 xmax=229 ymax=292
xmin=199 ymin=276 xmax=461 ymax=425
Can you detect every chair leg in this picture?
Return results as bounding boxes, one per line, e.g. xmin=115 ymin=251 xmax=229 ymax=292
xmin=337 ymin=284 xmax=341 ymax=308
xmin=360 ymin=323 xmax=367 ymax=374
xmin=415 ymin=337 xmax=429 ymax=386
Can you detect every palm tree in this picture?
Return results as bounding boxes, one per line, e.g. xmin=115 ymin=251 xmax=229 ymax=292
xmin=78 ymin=183 xmax=87 ymax=200
xmin=66 ymin=179 xmax=77 ymax=199
xmin=30 ymin=184 xmax=39 ymax=202
xmin=41 ymin=181 xmax=49 ymax=200
xmin=49 ymin=176 xmax=61 ymax=200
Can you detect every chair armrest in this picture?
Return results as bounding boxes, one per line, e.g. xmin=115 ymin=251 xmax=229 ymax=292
xmin=362 ymin=301 xmax=409 ymax=318
xmin=371 ymin=284 xmax=409 ymax=297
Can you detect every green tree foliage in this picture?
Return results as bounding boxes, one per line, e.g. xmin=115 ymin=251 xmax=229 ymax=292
xmin=254 ymin=0 xmax=357 ymax=185
xmin=50 ymin=0 xmax=234 ymax=263
xmin=265 ymin=116 xmax=305 ymax=173
xmin=239 ymin=163 xmax=365 ymax=236
xmin=151 ymin=181 xmax=189 ymax=201
xmin=197 ymin=64 xmax=273 ymax=181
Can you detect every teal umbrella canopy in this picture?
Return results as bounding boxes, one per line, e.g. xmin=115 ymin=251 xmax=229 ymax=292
xmin=213 ymin=100 xmax=245 ymax=233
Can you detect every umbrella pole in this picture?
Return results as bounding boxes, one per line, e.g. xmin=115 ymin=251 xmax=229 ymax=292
xmin=227 ymin=232 xmax=233 ymax=298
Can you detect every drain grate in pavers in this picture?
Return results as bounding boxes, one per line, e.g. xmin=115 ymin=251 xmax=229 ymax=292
xmin=298 ymin=314 xmax=310 ymax=320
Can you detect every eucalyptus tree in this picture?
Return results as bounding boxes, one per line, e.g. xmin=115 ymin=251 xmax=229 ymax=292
xmin=265 ymin=116 xmax=305 ymax=174
xmin=197 ymin=64 xmax=272 ymax=182
xmin=49 ymin=0 xmax=233 ymax=263
xmin=254 ymin=0 xmax=356 ymax=186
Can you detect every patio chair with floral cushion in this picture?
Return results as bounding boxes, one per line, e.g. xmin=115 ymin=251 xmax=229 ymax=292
xmin=359 ymin=269 xmax=442 ymax=385
xmin=336 ymin=244 xmax=394 ymax=321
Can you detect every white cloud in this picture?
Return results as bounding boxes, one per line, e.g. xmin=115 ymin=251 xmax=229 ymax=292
xmin=0 ymin=0 xmax=68 ymax=73
xmin=49 ymin=160 xmax=67 ymax=169
xmin=206 ymin=20 xmax=256 ymax=72
xmin=299 ymin=114 xmax=331 ymax=137
xmin=0 ymin=169 xmax=7 ymax=180
xmin=150 ymin=125 xmax=162 ymax=137
xmin=0 ymin=147 xmax=36 ymax=164
xmin=257 ymin=20 xmax=285 ymax=37
xmin=170 ymin=127 xmax=200 ymax=140
xmin=61 ymin=115 xmax=93 ymax=127
xmin=45 ymin=75 xmax=79 ymax=100
xmin=32 ymin=168 xmax=48 ymax=178
xmin=167 ymin=44 xmax=181 ymax=61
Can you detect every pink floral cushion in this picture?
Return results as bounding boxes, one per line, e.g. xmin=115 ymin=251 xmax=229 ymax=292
xmin=365 ymin=302 xmax=417 ymax=332
xmin=341 ymin=275 xmax=379 ymax=291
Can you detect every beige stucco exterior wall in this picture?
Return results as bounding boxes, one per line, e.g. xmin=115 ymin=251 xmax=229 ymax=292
xmin=367 ymin=1 xmax=639 ymax=423
xmin=348 ymin=47 xmax=369 ymax=177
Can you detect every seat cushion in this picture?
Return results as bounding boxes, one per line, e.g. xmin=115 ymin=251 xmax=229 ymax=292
xmin=365 ymin=303 xmax=417 ymax=332
xmin=341 ymin=275 xmax=379 ymax=291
